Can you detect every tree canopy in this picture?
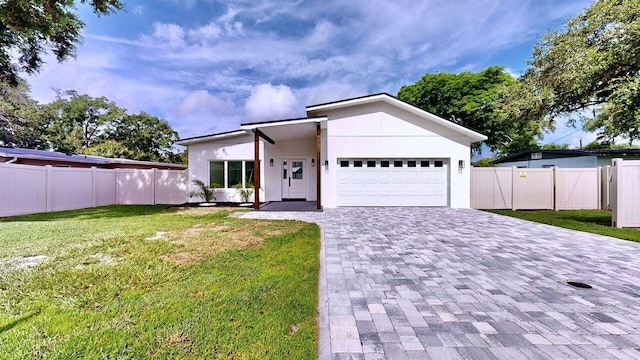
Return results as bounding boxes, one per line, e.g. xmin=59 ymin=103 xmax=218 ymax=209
xmin=0 ymin=83 xmax=184 ymax=164
xmin=0 ymin=0 xmax=123 ymax=85
xmin=518 ymin=0 xmax=640 ymax=145
xmin=397 ymin=66 xmax=546 ymax=155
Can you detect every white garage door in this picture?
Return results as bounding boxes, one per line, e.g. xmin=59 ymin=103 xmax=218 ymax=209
xmin=337 ymin=159 xmax=449 ymax=206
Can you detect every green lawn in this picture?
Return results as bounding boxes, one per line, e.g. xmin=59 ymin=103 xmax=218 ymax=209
xmin=488 ymin=209 xmax=640 ymax=243
xmin=0 ymin=206 xmax=319 ymax=359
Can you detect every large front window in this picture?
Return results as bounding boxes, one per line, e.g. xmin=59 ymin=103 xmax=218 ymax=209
xmin=209 ymin=160 xmax=258 ymax=188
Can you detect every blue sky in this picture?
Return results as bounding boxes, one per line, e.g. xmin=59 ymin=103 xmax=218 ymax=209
xmin=25 ymin=0 xmax=595 ymax=153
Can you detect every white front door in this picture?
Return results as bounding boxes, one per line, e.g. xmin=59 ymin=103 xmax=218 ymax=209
xmin=282 ymin=159 xmax=306 ymax=199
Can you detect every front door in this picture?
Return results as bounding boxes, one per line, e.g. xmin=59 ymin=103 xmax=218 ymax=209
xmin=282 ymin=159 xmax=306 ymax=200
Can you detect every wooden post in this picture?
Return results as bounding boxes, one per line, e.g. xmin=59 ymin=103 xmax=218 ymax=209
xmin=316 ymin=122 xmax=321 ymax=210
xmin=254 ymin=130 xmax=260 ymax=210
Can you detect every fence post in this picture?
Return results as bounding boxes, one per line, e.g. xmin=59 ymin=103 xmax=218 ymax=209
xmin=45 ymin=165 xmax=53 ymax=213
xmin=611 ymin=158 xmax=622 ymax=228
xmin=91 ymin=167 xmax=97 ymax=208
xmin=511 ymin=166 xmax=517 ymax=210
xmin=596 ymin=166 xmax=602 ymax=210
xmin=152 ymin=168 xmax=157 ymax=205
xmin=553 ymin=166 xmax=558 ymax=211
xmin=115 ymin=169 xmax=120 ymax=205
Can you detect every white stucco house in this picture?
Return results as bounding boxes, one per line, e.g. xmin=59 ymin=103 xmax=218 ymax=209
xmin=176 ymin=93 xmax=487 ymax=209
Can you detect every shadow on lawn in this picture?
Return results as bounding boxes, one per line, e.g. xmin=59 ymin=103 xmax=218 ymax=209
xmin=0 ymin=309 xmax=41 ymax=333
xmin=0 ymin=205 xmax=169 ymax=223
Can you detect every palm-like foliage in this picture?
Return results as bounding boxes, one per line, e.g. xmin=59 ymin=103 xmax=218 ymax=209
xmin=190 ymin=179 xmax=216 ymax=202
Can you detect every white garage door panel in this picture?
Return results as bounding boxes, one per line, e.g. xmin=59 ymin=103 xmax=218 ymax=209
xmin=337 ymin=159 xmax=448 ymax=206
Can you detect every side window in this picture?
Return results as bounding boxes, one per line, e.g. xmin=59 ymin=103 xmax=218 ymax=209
xmin=209 ymin=161 xmax=224 ymax=187
xmin=227 ymin=161 xmax=242 ymax=187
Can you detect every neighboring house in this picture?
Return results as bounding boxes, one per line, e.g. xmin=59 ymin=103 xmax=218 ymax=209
xmin=493 ymin=149 xmax=640 ymax=168
xmin=176 ymin=93 xmax=487 ymax=208
xmin=0 ymin=147 xmax=187 ymax=170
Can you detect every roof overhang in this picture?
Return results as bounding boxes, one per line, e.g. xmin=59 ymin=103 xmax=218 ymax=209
xmin=175 ymin=130 xmax=247 ymax=146
xmin=240 ymin=116 xmax=327 ymax=142
xmin=306 ymin=93 xmax=488 ymax=143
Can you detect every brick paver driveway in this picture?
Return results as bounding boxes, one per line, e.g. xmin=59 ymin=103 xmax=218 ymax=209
xmin=242 ymin=208 xmax=640 ymax=359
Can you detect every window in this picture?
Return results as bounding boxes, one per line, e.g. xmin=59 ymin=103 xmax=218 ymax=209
xmin=531 ymin=152 xmax=543 ymax=160
xmin=354 ymin=161 xmax=363 ymax=167
xmin=434 ymin=161 xmax=443 ymax=168
xmin=394 ymin=160 xmax=403 ymax=167
xmin=283 ymin=161 xmax=287 ymax=179
xmin=209 ymin=161 xmax=224 ymax=187
xmin=340 ymin=160 xmax=349 ymax=167
xmin=367 ymin=160 xmax=376 ymax=167
xmin=246 ymin=161 xmax=256 ymax=186
xmin=228 ymin=161 xmax=242 ymax=188
xmin=408 ymin=161 xmax=416 ymax=168
xmin=292 ymin=161 xmax=303 ymax=179
xmin=209 ymin=160 xmax=257 ymax=188
xmin=420 ymin=160 xmax=429 ymax=167
xmin=381 ymin=161 xmax=389 ymax=168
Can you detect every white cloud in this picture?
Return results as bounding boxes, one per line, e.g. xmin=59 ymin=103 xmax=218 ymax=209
xmin=307 ymin=20 xmax=336 ymax=46
xmin=149 ymin=22 xmax=185 ymax=48
xmin=244 ymin=84 xmax=300 ymax=121
xmin=172 ymin=90 xmax=233 ymax=117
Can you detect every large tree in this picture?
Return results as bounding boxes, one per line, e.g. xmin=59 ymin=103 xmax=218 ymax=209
xmin=0 ymin=0 xmax=123 ymax=85
xmin=45 ymin=90 xmax=124 ymax=153
xmin=397 ymin=66 xmax=545 ymax=155
xmin=103 ymin=112 xmax=179 ymax=162
xmin=0 ymin=78 xmax=47 ymax=148
xmin=521 ymin=0 xmax=640 ymax=144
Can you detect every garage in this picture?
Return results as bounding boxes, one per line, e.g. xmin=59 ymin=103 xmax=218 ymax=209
xmin=336 ymin=158 xmax=449 ymax=206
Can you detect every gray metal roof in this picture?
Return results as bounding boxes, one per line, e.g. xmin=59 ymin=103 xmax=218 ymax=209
xmin=0 ymin=147 xmax=186 ymax=168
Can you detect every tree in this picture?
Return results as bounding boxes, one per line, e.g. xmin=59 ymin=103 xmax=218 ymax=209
xmin=540 ymin=143 xmax=570 ymax=150
xmin=471 ymin=158 xmax=496 ymax=167
xmin=397 ymin=66 xmax=546 ymax=155
xmin=0 ymin=0 xmax=123 ymax=85
xmin=521 ymin=0 xmax=640 ymax=144
xmin=0 ymin=78 xmax=47 ymax=148
xmin=45 ymin=90 xmax=124 ymax=153
xmin=104 ymin=112 xmax=179 ymax=162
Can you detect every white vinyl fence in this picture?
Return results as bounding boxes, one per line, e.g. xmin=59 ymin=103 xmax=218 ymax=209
xmin=0 ymin=163 xmax=188 ymax=217
xmin=610 ymin=159 xmax=640 ymax=228
xmin=471 ymin=166 xmax=602 ymax=211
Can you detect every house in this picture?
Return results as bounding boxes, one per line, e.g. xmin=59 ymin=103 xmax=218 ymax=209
xmin=0 ymin=147 xmax=187 ymax=170
xmin=176 ymin=93 xmax=487 ymax=209
xmin=493 ymin=149 xmax=640 ymax=168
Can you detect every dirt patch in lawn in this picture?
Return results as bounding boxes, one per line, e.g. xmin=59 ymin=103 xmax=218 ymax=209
xmin=0 ymin=255 xmax=48 ymax=271
xmin=159 ymin=207 xmax=244 ymax=215
xmin=160 ymin=220 xmax=301 ymax=266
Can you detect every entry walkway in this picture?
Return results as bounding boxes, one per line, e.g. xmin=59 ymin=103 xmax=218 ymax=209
xmin=241 ymin=208 xmax=640 ymax=359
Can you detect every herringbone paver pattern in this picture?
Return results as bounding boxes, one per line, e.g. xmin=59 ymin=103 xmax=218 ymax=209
xmin=242 ymin=208 xmax=640 ymax=359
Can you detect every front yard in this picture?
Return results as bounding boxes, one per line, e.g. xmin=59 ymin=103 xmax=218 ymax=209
xmin=488 ymin=209 xmax=640 ymax=243
xmin=0 ymin=206 xmax=319 ymax=359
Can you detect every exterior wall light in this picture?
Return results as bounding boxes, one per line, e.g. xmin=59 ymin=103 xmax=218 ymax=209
xmin=458 ymin=160 xmax=465 ymax=173
xmin=269 ymin=159 xmax=274 ymax=166
xmin=324 ymin=160 xmax=329 ymax=169
xmin=311 ymin=158 xmax=315 ymax=167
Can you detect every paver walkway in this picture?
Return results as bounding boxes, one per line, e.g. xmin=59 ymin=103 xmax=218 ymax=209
xmin=242 ymin=208 xmax=640 ymax=359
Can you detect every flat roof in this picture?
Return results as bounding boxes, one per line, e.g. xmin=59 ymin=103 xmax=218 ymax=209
xmin=0 ymin=146 xmax=187 ymax=168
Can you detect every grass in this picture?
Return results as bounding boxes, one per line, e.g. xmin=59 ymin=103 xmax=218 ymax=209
xmin=488 ymin=209 xmax=640 ymax=243
xmin=0 ymin=205 xmax=319 ymax=359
